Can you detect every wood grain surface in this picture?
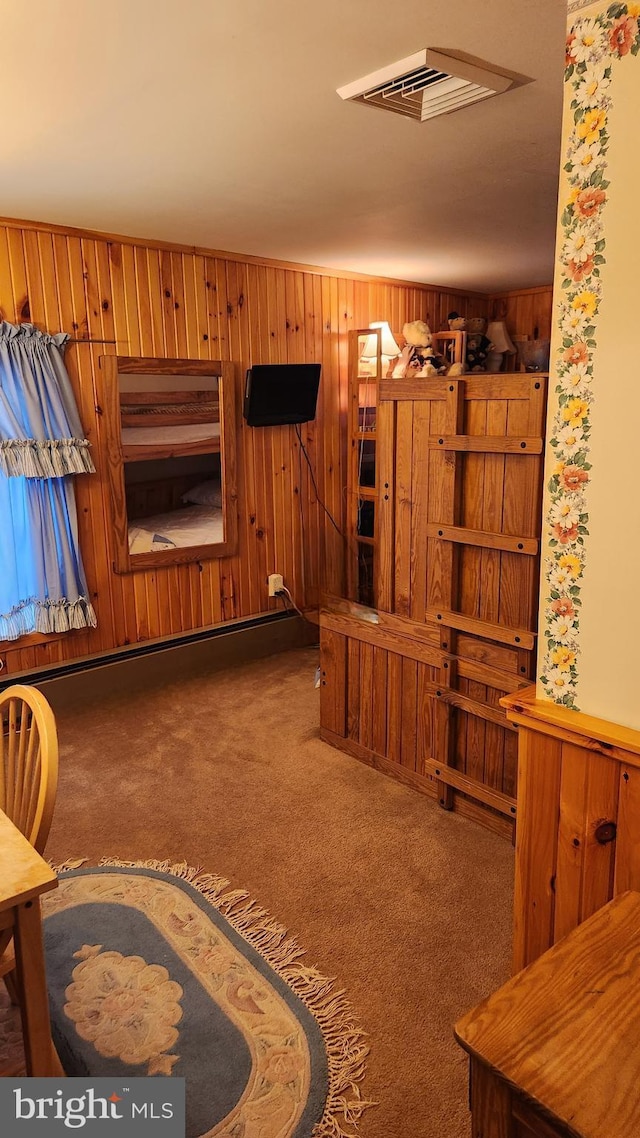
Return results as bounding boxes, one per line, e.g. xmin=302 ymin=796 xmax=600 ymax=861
xmin=0 ymin=219 xmax=492 ymax=674
xmin=502 ymin=688 xmax=640 ymax=972
xmin=455 ymin=891 xmax=640 ymax=1138
xmin=326 ymin=368 xmax=547 ymax=832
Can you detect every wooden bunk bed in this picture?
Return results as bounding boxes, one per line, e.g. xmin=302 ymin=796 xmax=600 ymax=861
xmin=320 ymin=330 xmax=547 ymax=838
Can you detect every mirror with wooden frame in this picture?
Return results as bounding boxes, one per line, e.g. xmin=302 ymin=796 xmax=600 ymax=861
xmin=101 ymin=356 xmax=238 ymax=573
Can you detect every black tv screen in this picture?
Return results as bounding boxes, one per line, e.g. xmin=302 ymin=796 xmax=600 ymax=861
xmin=243 ymin=363 xmax=321 ymax=427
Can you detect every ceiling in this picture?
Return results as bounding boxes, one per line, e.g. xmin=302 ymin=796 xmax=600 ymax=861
xmin=0 ymin=0 xmax=566 ymax=293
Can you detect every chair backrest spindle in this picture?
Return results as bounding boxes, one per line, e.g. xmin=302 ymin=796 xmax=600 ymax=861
xmin=0 ymin=685 xmax=58 ymax=854
xmin=0 ymin=684 xmax=58 ymax=987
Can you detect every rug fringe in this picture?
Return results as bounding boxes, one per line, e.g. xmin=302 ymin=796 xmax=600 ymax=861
xmin=81 ymin=855 xmax=377 ymax=1137
xmin=50 ymin=857 xmax=89 ymax=872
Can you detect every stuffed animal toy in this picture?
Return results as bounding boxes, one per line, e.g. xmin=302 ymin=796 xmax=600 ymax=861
xmin=392 ymin=320 xmax=463 ymax=379
xmin=447 ymin=311 xmax=467 ymax=333
xmin=465 ymin=316 xmax=493 ymax=373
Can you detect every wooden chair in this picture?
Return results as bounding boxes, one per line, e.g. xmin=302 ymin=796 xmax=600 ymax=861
xmin=0 ymin=685 xmax=59 ymax=992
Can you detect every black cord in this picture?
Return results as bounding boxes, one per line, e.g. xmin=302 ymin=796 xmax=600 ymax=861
xmin=297 ymin=426 xmax=306 ymax=595
xmin=294 ymin=423 xmax=346 ymax=541
xmin=277 ymin=585 xmax=307 ymax=621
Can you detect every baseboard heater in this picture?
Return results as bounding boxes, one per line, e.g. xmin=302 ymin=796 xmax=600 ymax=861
xmin=0 ymin=611 xmax=315 ymax=699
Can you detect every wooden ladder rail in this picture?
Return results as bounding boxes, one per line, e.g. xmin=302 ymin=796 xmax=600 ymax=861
xmin=427 ymin=373 xmax=547 ymax=818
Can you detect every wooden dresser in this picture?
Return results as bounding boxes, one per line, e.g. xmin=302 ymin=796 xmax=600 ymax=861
xmin=455 ymin=891 xmax=640 ymax=1138
xmin=500 ymin=686 xmax=640 ymax=972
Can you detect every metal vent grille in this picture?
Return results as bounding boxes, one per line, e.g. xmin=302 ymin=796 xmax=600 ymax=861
xmin=337 ymin=49 xmax=514 ymax=122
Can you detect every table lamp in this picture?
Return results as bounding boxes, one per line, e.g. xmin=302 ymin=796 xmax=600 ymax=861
xmin=485 ymin=321 xmax=517 ymax=373
xmin=359 ymin=322 xmax=401 ymax=377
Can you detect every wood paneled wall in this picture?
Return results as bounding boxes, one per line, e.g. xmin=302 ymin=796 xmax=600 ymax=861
xmin=488 ymin=285 xmax=554 ymax=343
xmin=0 ymin=217 xmax=488 ymax=676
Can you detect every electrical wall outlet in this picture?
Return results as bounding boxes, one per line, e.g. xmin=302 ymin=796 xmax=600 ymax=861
xmin=268 ymin=573 xmax=284 ymax=597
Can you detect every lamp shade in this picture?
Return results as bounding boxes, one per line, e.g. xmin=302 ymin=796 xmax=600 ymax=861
xmin=369 ymin=321 xmax=401 ymax=358
xmin=359 ymin=333 xmax=379 ymax=360
xmin=486 ymin=321 xmax=516 ymax=354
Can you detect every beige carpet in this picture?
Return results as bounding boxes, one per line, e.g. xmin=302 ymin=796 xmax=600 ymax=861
xmin=45 ymin=644 xmax=514 ymax=1137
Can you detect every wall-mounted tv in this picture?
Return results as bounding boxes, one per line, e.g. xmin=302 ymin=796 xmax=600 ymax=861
xmin=243 ymin=363 xmax=321 ymax=427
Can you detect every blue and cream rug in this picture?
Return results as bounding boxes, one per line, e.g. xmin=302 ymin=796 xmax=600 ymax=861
xmin=28 ymin=861 xmax=372 ymax=1137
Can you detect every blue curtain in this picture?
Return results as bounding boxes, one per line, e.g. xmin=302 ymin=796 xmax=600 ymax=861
xmin=0 ymin=322 xmax=97 ymax=641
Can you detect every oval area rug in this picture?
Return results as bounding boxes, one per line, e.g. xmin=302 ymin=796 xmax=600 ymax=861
xmin=39 ymin=860 xmax=373 ymax=1138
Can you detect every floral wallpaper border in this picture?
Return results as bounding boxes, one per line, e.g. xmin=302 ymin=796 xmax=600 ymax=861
xmin=540 ymin=3 xmax=640 ymax=707
xmin=568 ymin=0 xmax=603 ymax=13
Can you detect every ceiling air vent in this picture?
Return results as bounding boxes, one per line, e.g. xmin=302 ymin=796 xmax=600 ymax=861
xmin=336 ymin=49 xmax=516 ymax=122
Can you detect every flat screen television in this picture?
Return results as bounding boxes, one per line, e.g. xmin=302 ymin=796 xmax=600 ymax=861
xmin=243 ymin=363 xmax=321 ymax=427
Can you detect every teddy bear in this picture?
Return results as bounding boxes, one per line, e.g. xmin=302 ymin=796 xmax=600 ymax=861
xmin=465 ymin=316 xmax=493 ymax=372
xmin=392 ymin=320 xmax=464 ymax=379
xmin=447 ymin=311 xmax=467 ymax=333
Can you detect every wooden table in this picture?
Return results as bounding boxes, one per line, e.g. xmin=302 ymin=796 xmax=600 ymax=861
xmin=454 ymin=891 xmax=640 ymax=1138
xmin=0 ymin=808 xmax=58 ymax=1075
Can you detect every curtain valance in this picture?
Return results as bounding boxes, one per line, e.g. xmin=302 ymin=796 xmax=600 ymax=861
xmin=0 ymin=321 xmax=95 ymax=477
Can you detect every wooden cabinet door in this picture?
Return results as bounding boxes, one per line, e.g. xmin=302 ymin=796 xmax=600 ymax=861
xmin=319 ymin=629 xmax=347 ymax=738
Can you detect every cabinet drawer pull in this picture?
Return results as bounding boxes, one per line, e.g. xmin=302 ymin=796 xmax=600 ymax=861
xmin=595 ymin=821 xmax=617 ymax=845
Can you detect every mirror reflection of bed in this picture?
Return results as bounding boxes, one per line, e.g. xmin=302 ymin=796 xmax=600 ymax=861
xmin=104 ymin=356 xmax=237 ymax=573
xmin=119 ymin=372 xmax=225 ymax=556
xmin=124 ymin=456 xmax=223 ymax=554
